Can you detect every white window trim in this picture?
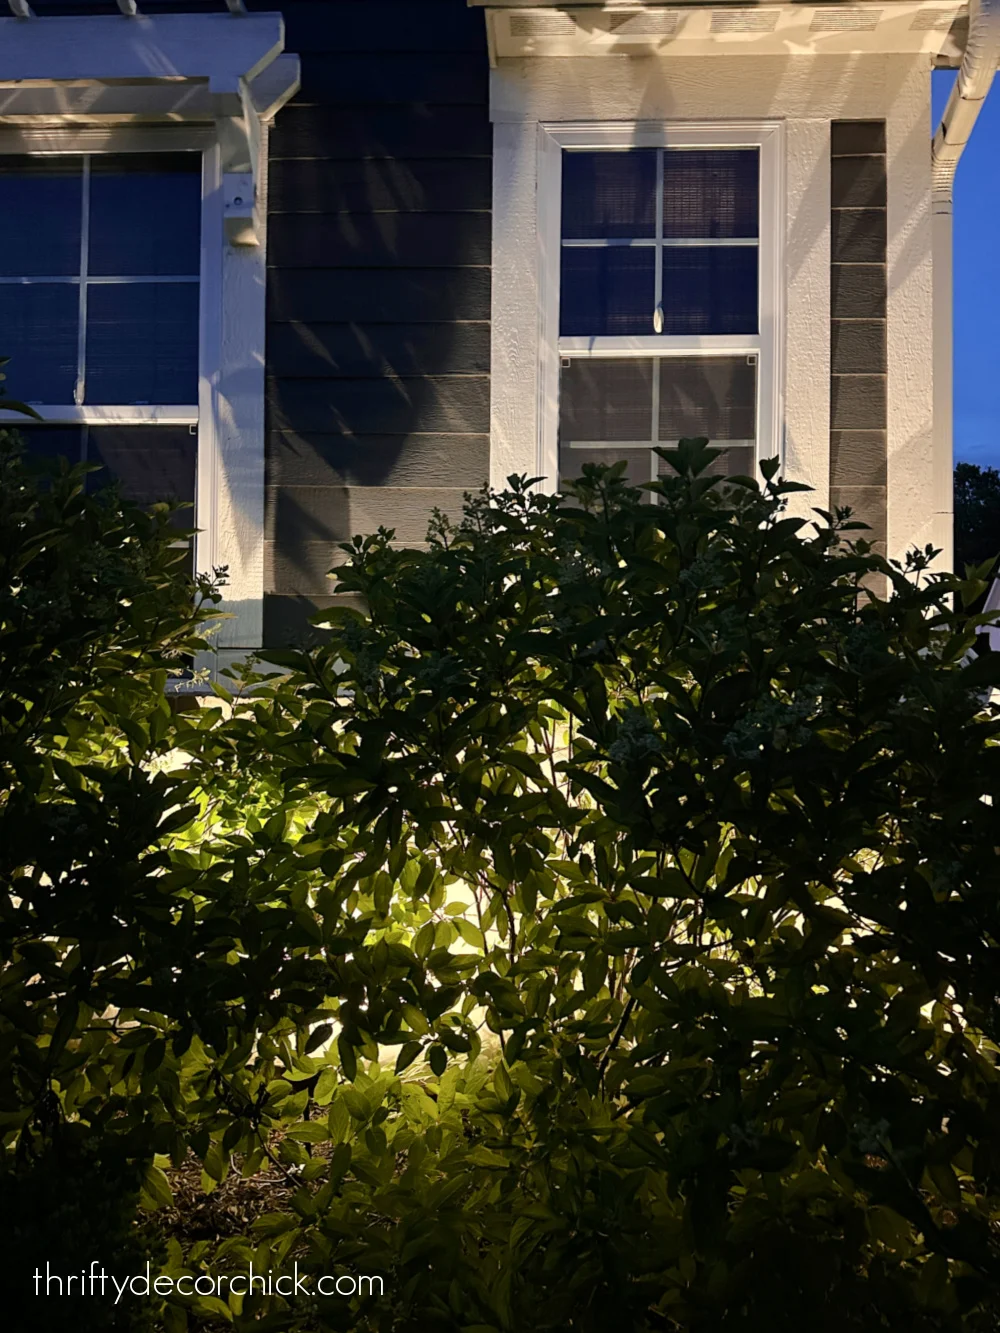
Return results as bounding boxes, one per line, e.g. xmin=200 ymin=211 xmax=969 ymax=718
xmin=0 ymin=407 xmax=199 ymax=424
xmin=536 ymin=120 xmax=785 ymax=490
xmin=0 ymin=125 xmax=228 ymax=631
xmin=0 ymin=14 xmax=300 ymax=664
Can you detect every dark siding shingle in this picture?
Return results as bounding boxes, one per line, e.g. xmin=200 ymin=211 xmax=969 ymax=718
xmin=267 ymin=432 xmax=490 ymax=489
xmin=829 ymin=122 xmax=887 ymax=562
xmin=268 ymin=376 xmax=490 ymax=435
xmin=268 ymin=158 xmax=492 ymax=213
xmin=830 ymin=264 xmax=888 ymax=320
xmin=296 ymin=55 xmax=487 ymax=105
xmin=830 ymin=155 xmax=888 ymax=210
xmin=268 ymin=213 xmax=492 ymax=268
xmin=831 ymin=321 xmax=887 ymax=376
xmin=831 ymin=209 xmax=887 ymax=265
xmin=282 ymin=1 xmax=486 ymax=53
xmin=268 ymin=268 xmax=491 ymax=323
xmin=263 ymin=0 xmax=491 ymax=647
xmin=270 ymin=106 xmax=493 ymax=162
xmin=267 ymin=323 xmax=490 ymax=379
xmin=831 ymin=120 xmax=887 ymax=157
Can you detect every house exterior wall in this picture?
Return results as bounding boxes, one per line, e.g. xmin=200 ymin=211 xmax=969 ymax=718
xmin=261 ymin=0 xmax=493 ymax=645
xmin=5 ymin=4 xmax=943 ymax=654
xmin=489 ymin=53 xmax=936 ymax=562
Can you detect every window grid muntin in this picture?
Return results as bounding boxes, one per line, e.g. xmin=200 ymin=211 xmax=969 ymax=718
xmin=0 ymin=150 xmax=200 ymax=408
xmin=75 ymin=153 xmax=90 ymax=405
xmin=654 ymin=147 xmax=664 ymax=329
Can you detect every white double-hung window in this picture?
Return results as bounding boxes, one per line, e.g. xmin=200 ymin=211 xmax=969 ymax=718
xmin=0 ymin=147 xmax=205 ymax=546
xmin=538 ymin=123 xmax=783 ymax=490
xmin=0 ymin=8 xmax=299 ymax=668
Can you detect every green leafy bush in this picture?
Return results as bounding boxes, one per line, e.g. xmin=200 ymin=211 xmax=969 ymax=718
xmin=3 ymin=1129 xmax=164 ymax=1333
xmin=954 ymin=460 xmax=1000 ymax=587
xmin=4 ymin=434 xmax=1000 ymax=1332
xmin=166 ymin=442 xmax=999 ymax=1332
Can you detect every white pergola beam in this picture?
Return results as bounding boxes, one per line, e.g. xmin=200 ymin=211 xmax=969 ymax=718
xmin=0 ymin=13 xmax=296 ymax=247
xmin=0 ymin=57 xmax=301 ymax=122
xmin=0 ymin=13 xmax=284 ymax=93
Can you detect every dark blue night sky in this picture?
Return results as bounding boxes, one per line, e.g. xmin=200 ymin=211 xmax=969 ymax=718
xmin=933 ymin=72 xmax=1000 ymax=470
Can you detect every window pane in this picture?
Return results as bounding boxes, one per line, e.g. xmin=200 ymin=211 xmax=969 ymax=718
xmin=8 ymin=425 xmax=86 ymax=470
xmin=657 ymin=355 xmax=757 ymax=450
xmin=0 ymin=157 xmax=82 ymax=277
xmin=663 ymin=149 xmax=759 ymax=239
xmin=85 ymin=425 xmax=197 ymax=529
xmin=0 ymin=285 xmax=79 ymax=403
xmin=559 ymin=445 xmax=653 ymax=490
xmin=89 ymin=153 xmax=202 ymax=277
xmin=558 ymin=356 xmax=655 ymax=487
xmin=661 ymin=248 xmax=758 ymax=335
xmin=85 ymin=284 xmax=199 ymax=404
xmin=559 ymin=358 xmax=654 ymax=446
xmin=562 ymin=150 xmax=657 ymax=239
xmin=560 ymin=248 xmax=654 ymax=336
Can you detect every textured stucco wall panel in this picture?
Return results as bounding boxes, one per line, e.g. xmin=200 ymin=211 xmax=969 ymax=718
xmin=784 ymin=117 xmax=831 ymax=518
xmin=885 ymin=59 xmax=936 ymax=564
xmin=490 ymin=54 xmax=901 ymax=124
xmin=490 ymin=121 xmax=541 ymax=488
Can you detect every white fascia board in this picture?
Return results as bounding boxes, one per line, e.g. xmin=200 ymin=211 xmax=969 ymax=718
xmin=0 ymin=13 xmax=284 ymax=93
xmin=478 ymin=3 xmax=965 ymax=60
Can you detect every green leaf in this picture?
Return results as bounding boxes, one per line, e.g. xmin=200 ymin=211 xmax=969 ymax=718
xmin=395 ymin=1041 xmax=423 ymax=1073
xmin=338 ymin=1033 xmax=358 ymax=1082
xmin=140 ymin=1164 xmax=174 ymax=1211
xmin=286 ymin=1121 xmax=330 ymax=1143
xmin=401 ymin=1002 xmax=430 ymax=1036
xmin=493 ymin=1062 xmax=515 ymax=1104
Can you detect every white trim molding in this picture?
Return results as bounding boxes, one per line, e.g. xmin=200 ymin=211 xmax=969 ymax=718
xmin=0 ymin=13 xmax=300 ymax=658
xmin=0 ymin=406 xmax=199 ymax=425
xmin=496 ymin=118 xmax=784 ymax=491
xmin=473 ymin=2 xmax=966 ymax=64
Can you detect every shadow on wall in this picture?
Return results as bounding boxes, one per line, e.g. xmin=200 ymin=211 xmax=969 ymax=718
xmin=263 ymin=42 xmax=493 ymax=632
